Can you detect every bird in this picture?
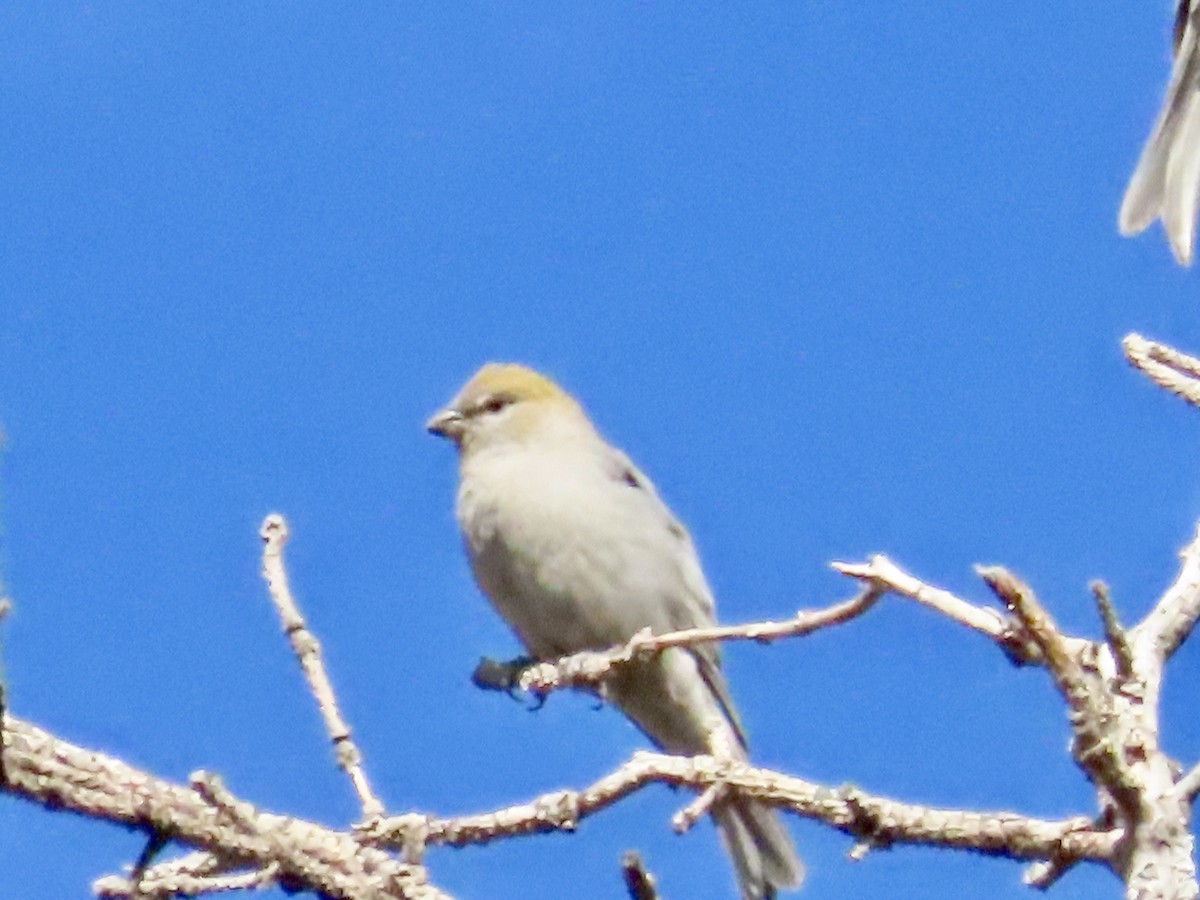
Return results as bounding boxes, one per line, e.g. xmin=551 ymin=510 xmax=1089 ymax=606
xmin=1120 ymin=0 xmax=1200 ymax=265
xmin=427 ymin=363 xmax=803 ymax=899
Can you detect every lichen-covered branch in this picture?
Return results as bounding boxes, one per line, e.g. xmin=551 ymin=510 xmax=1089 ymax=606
xmin=0 ymin=715 xmax=444 ymax=900
xmin=95 ymin=854 xmax=281 ymax=899
xmin=833 ymin=532 xmax=1200 ymax=900
xmin=10 ymin=494 xmax=1200 ymax=898
xmin=458 ymin=522 xmax=1200 ymax=899
xmin=363 ymin=751 xmax=1118 ymax=866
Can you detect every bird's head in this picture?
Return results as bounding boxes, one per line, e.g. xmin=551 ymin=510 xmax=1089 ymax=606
xmin=426 ymin=363 xmax=594 ymax=454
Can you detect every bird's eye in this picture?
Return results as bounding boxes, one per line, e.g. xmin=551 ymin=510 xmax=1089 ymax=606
xmin=479 ymin=394 xmax=513 ymax=415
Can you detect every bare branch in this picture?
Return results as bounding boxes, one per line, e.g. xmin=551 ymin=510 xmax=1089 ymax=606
xmin=1123 ymin=333 xmax=1200 ymax=410
xmin=26 ymin=506 xmax=1200 ymax=896
xmin=95 ymin=858 xmax=282 ymax=898
xmin=1091 ymin=581 xmax=1134 ymax=681
xmin=2 ymin=715 xmax=442 ymax=900
xmin=671 ymin=783 xmax=723 ymax=834
xmin=259 ymin=514 xmax=383 ymax=819
xmin=1133 ymin=519 xmax=1200 ymax=662
xmin=95 ymin=850 xmax=225 ymax=898
xmin=362 ymin=752 xmax=1118 ymax=866
xmin=834 ymin=555 xmax=1044 ymax=665
xmin=514 ymin=584 xmax=882 ymax=696
xmin=979 ymin=568 xmax=1146 ymax=820
xmin=191 ymin=771 xmax=264 ymax=832
xmin=1023 ymin=856 xmax=1078 ymax=891
xmin=1176 ymin=762 xmax=1200 ymax=803
xmin=977 ymin=567 xmax=1087 ymax=697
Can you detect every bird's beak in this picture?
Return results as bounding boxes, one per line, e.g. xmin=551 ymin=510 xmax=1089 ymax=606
xmin=426 ymin=407 xmax=464 ymax=440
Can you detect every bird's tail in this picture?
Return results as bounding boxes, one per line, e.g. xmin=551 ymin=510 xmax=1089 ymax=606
xmin=713 ymin=796 xmax=803 ymax=900
xmin=1120 ymin=10 xmax=1200 ymax=265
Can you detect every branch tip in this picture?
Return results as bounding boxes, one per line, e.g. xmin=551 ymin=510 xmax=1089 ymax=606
xmin=672 ymin=783 xmax=723 ymax=834
xmin=259 ymin=513 xmax=289 ymax=545
xmin=257 ymin=515 xmax=383 ymax=817
xmin=1091 ymin=580 xmax=1134 ymax=678
xmin=1122 ymin=333 xmax=1200 ymax=409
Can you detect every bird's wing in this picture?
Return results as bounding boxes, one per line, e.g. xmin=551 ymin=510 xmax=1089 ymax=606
xmin=1121 ymin=0 xmax=1200 ymax=263
xmin=602 ymin=446 xmax=749 ymax=749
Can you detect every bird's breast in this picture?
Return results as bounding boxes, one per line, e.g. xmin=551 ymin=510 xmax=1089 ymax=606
xmin=454 ymin=449 xmax=680 ymax=657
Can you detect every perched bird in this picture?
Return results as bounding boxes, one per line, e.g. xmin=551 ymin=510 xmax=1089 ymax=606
xmin=1120 ymin=0 xmax=1200 ymax=265
xmin=427 ymin=363 xmax=803 ymax=899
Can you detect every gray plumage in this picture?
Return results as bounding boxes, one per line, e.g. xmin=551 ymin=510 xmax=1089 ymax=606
xmin=429 ymin=363 xmax=803 ymax=899
xmin=1121 ymin=0 xmax=1200 ymax=265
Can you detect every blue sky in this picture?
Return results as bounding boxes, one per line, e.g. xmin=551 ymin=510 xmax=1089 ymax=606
xmin=1 ymin=3 xmax=1198 ymax=898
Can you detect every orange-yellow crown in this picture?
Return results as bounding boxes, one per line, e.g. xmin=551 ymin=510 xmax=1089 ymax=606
xmin=456 ymin=363 xmax=570 ymax=406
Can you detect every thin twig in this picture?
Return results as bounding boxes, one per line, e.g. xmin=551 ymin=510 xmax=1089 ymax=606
xmin=671 ymin=784 xmax=723 ymax=834
xmin=191 ymin=771 xmax=261 ymax=832
xmin=1091 ymin=581 xmax=1134 ymax=681
xmin=979 ymin=568 xmax=1140 ymax=809
xmin=1023 ymin=856 xmax=1078 ymax=891
xmin=834 ymin=556 xmax=1044 ymax=665
xmin=976 ymin=567 xmax=1086 ymax=698
xmin=96 ymin=861 xmax=282 ymax=898
xmin=112 ymin=850 xmax=223 ymax=892
xmin=1175 ymin=762 xmax=1200 ymax=802
xmin=259 ymin=514 xmax=383 ymax=818
xmin=516 ymin=584 xmax=881 ymax=696
xmin=1123 ymin=333 xmax=1200 ymax=409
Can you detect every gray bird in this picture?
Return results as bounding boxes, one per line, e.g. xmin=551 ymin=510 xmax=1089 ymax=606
xmin=428 ymin=363 xmax=803 ymax=899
